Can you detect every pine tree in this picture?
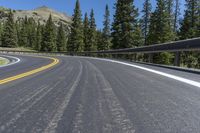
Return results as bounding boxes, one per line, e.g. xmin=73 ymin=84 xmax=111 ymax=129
xmin=35 ymin=22 xmax=42 ymax=51
xmin=166 ymin=0 xmax=174 ymax=21
xmin=18 ymin=16 xmax=28 ymax=47
xmin=101 ymin=4 xmax=112 ymax=50
xmin=88 ymin=9 xmax=97 ymax=51
xmin=174 ymin=0 xmax=180 ymax=32
xmin=132 ymin=22 xmax=144 ymax=47
xmin=179 ymin=0 xmax=199 ymax=68
xmin=83 ymin=13 xmax=90 ymax=51
xmin=68 ymin=0 xmax=84 ymax=52
xmin=179 ymin=0 xmax=199 ymax=39
xmin=41 ymin=14 xmax=57 ymax=51
xmin=147 ymin=0 xmax=175 ymax=44
xmin=147 ymin=0 xmax=175 ymax=64
xmin=27 ymin=17 xmax=37 ymax=48
xmin=166 ymin=0 xmax=177 ymax=38
xmin=15 ymin=19 xmax=21 ymax=47
xmin=0 ymin=23 xmax=3 ymax=46
xmin=1 ymin=10 xmax=17 ymax=48
xmin=141 ymin=0 xmax=152 ymax=45
xmin=197 ymin=0 xmax=200 ymax=36
xmin=96 ymin=30 xmax=103 ymax=51
xmin=179 ymin=12 xmax=191 ymax=39
xmin=147 ymin=12 xmax=158 ymax=45
xmin=57 ymin=23 xmax=67 ymax=51
xmin=112 ymin=0 xmax=139 ymax=49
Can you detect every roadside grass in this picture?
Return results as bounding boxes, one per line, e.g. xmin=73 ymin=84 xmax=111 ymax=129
xmin=0 ymin=57 xmax=9 ymax=66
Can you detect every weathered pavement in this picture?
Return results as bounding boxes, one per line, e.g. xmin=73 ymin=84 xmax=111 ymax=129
xmin=0 ymin=55 xmax=200 ymax=133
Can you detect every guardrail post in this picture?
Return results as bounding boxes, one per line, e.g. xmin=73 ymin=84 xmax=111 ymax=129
xmin=129 ymin=54 xmax=133 ymax=61
xmin=133 ymin=54 xmax=136 ymax=61
xmin=174 ymin=52 xmax=180 ymax=66
xmin=148 ymin=53 xmax=153 ymax=63
xmin=113 ymin=54 xmax=117 ymax=59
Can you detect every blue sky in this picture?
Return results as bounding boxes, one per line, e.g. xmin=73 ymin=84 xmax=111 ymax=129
xmin=0 ymin=0 xmax=185 ymax=29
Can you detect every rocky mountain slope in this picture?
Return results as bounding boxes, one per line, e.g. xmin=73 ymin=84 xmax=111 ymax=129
xmin=0 ymin=6 xmax=72 ymax=26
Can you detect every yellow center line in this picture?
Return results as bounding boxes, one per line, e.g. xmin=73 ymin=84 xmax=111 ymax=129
xmin=0 ymin=56 xmax=59 ymax=85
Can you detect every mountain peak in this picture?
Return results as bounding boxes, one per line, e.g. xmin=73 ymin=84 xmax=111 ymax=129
xmin=35 ymin=6 xmax=54 ymax=12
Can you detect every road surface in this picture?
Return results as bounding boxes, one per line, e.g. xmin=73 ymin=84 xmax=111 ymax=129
xmin=0 ymin=54 xmax=200 ymax=133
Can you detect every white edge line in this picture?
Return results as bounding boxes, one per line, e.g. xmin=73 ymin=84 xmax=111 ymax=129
xmin=78 ymin=56 xmax=200 ymax=88
xmin=0 ymin=55 xmax=21 ymax=67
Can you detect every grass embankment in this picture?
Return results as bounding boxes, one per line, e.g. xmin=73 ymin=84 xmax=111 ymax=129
xmin=0 ymin=57 xmax=9 ymax=66
xmin=0 ymin=47 xmax=34 ymax=66
xmin=0 ymin=47 xmax=36 ymax=52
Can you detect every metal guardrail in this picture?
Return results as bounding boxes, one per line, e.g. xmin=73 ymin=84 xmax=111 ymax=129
xmin=78 ymin=37 xmax=200 ymax=67
xmin=79 ymin=37 xmax=200 ymax=54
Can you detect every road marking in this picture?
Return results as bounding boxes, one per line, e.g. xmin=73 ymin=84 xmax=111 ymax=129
xmin=0 ymin=55 xmax=20 ymax=67
xmin=0 ymin=56 xmax=59 ymax=85
xmin=80 ymin=57 xmax=200 ymax=88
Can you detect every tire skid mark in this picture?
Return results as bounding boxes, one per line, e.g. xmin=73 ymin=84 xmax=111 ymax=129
xmin=71 ymin=64 xmax=88 ymax=133
xmin=87 ymin=62 xmax=135 ymax=133
xmin=0 ymin=85 xmax=48 ymax=121
xmin=0 ymin=85 xmax=40 ymax=106
xmin=123 ymin=72 xmax=168 ymax=126
xmin=0 ymin=81 xmax=62 ymax=132
xmin=94 ymin=71 xmax=113 ymax=132
xmin=111 ymin=73 xmax=163 ymax=132
xmin=29 ymin=66 xmax=77 ymax=133
xmin=72 ymin=104 xmax=84 ymax=133
xmin=18 ymin=62 xmax=75 ymax=133
xmin=86 ymin=60 xmax=113 ymax=133
xmin=44 ymin=61 xmax=83 ymax=133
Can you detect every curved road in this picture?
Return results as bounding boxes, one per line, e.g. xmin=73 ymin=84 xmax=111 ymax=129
xmin=0 ymin=54 xmax=200 ymax=133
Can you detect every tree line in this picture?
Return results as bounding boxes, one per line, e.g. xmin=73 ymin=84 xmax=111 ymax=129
xmin=0 ymin=0 xmax=199 ymax=67
xmin=0 ymin=11 xmax=68 ymax=52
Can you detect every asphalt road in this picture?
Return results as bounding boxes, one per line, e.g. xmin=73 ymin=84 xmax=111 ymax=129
xmin=0 ymin=54 xmax=200 ymax=133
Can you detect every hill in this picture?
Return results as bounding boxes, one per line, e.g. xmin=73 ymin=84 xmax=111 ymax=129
xmin=0 ymin=6 xmax=72 ymax=26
